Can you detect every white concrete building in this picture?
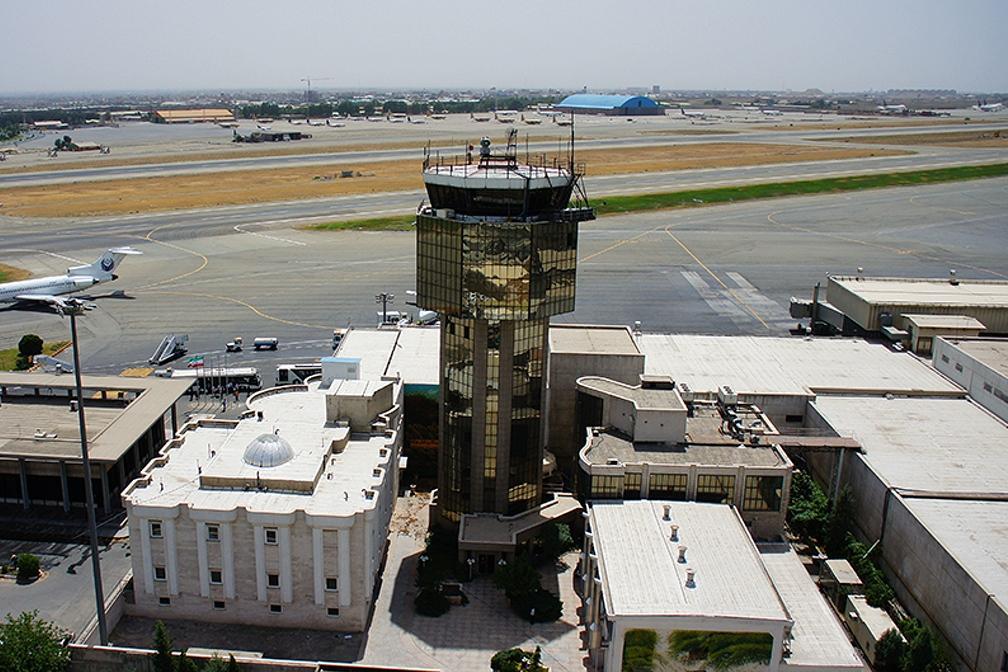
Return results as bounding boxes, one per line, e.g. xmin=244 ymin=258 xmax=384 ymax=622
xmin=122 ymin=361 xmax=402 ymax=631
xmin=580 ymin=500 xmax=864 ymax=672
xmin=933 ymin=337 xmax=1008 ymax=422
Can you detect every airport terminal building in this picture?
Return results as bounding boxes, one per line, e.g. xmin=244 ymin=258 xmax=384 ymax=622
xmin=0 ymin=372 xmax=193 ymax=514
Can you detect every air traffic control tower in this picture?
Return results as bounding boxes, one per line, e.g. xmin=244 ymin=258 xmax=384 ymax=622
xmin=416 ymin=130 xmax=594 ymax=524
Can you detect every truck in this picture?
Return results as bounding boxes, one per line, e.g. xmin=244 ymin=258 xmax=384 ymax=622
xmin=153 ymin=366 xmax=262 ymax=393
xmin=253 ymin=337 xmax=279 ymax=351
xmin=225 ymin=336 xmax=243 ymax=352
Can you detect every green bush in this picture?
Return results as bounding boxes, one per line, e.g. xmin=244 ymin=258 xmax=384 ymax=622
xmin=511 ymin=587 xmax=562 ymax=623
xmin=493 ymin=557 xmax=542 ymax=601
xmin=16 ymin=553 xmax=40 ymax=582
xmin=491 ymin=646 xmax=547 ymax=672
xmin=668 ymin=631 xmax=772 ymax=670
xmin=18 ymin=334 xmax=43 ymax=358
xmin=151 ymin=620 xmax=174 ymax=672
xmin=874 ymin=629 xmax=905 ymax=672
xmin=786 ymin=471 xmax=830 ymax=542
xmin=414 ymin=586 xmax=450 ymax=617
xmin=538 ymin=522 xmax=577 ymax=562
xmin=0 ymin=611 xmax=70 ymax=672
xmin=622 ymin=629 xmax=658 ymax=672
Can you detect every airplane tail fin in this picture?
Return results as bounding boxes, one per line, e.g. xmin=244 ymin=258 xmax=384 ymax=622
xmin=68 ymin=247 xmax=142 ymax=280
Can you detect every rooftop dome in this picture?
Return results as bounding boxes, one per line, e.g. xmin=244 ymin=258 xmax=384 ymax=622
xmin=243 ymin=433 xmax=295 ymax=468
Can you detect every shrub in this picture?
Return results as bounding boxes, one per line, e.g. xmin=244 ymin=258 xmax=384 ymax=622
xmin=493 ymin=557 xmax=542 ymax=601
xmin=491 ymin=646 xmax=547 ymax=672
xmin=414 ymin=586 xmax=450 ymax=617
xmin=786 ymin=471 xmax=830 ymax=542
xmin=151 ymin=621 xmax=174 ymax=672
xmin=16 ymin=553 xmax=40 ymax=582
xmin=538 ymin=522 xmax=577 ymax=562
xmin=623 ymin=629 xmax=658 ymax=672
xmin=874 ymin=629 xmax=905 ymax=672
xmin=511 ymin=587 xmax=563 ymax=623
xmin=0 ymin=611 xmax=70 ymax=672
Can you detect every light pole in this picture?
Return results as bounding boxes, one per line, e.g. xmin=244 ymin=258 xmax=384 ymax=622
xmin=375 ymin=292 xmax=394 ymax=326
xmin=64 ymin=300 xmax=108 ymax=645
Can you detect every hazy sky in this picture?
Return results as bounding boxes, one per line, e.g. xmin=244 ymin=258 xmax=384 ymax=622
xmin=3 ymin=0 xmax=1006 ymax=94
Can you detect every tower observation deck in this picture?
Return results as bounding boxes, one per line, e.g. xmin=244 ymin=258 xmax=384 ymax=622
xmin=416 ymin=129 xmax=594 ymax=523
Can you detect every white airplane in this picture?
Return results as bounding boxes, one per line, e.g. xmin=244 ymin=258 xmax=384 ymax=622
xmin=973 ymin=102 xmax=1004 ymax=112
xmin=876 ymin=104 xmax=907 ymax=115
xmin=761 ymin=108 xmax=783 ymax=116
xmin=680 ymin=107 xmax=718 ymax=120
xmin=0 ymin=248 xmax=142 ymax=312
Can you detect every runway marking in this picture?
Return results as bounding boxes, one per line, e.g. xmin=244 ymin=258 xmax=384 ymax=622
xmin=908 ymin=194 xmax=975 ymax=216
xmin=136 ymin=224 xmax=209 ymax=290
xmin=232 ymin=223 xmax=307 ymax=247
xmin=680 ymin=271 xmax=751 ymax=326
xmin=2 ymin=248 xmax=84 ymax=264
xmin=724 ymin=272 xmax=793 ymax=326
xmin=664 ymin=228 xmax=771 ymax=330
xmin=144 ymin=289 xmax=331 ymax=330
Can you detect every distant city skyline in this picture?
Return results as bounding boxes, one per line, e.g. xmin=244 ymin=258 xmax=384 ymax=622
xmin=2 ymin=0 xmax=1006 ymax=95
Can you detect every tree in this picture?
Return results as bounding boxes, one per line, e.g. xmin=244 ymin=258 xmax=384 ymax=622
xmin=175 ymin=649 xmax=199 ymax=672
xmin=490 ymin=646 xmax=547 ymax=672
xmin=15 ymin=553 xmax=40 ymax=582
xmin=874 ymin=629 xmax=905 ymax=672
xmin=152 ymin=620 xmax=174 ymax=672
xmin=227 ymin=654 xmax=240 ymax=672
xmin=0 ymin=611 xmax=70 ymax=672
xmin=538 ymin=522 xmax=576 ymax=562
xmin=414 ymin=585 xmax=450 ymax=617
xmin=17 ymin=334 xmax=43 ymax=358
xmin=493 ymin=557 xmax=542 ymax=601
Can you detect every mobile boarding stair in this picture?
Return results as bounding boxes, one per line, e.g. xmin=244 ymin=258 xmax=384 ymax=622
xmin=149 ymin=333 xmax=189 ymax=365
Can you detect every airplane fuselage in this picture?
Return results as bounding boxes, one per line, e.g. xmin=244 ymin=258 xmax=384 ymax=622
xmin=0 ymin=275 xmax=98 ymax=304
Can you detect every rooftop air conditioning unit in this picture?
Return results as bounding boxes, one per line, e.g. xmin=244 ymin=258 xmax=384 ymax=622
xmin=717 ymin=385 xmax=737 ymax=407
xmin=677 ymin=382 xmax=694 ymax=403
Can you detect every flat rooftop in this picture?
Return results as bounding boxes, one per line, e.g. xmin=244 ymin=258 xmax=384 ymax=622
xmin=943 ymin=337 xmax=1008 ymax=378
xmin=589 ymin=500 xmax=789 ymax=622
xmin=811 ymin=395 xmax=1008 ymax=496
xmin=638 ymin=335 xmax=962 ymax=397
xmin=829 ymin=276 xmax=1008 ymax=307
xmin=900 ymin=498 xmax=1008 ymax=613
xmin=124 ymin=381 xmax=393 ymax=517
xmin=584 ymin=430 xmax=785 ymax=468
xmin=758 ymin=544 xmax=865 ymax=670
xmin=0 ymin=372 xmax=192 ymax=462
xmin=578 ymin=376 xmax=686 ymax=411
xmin=385 ymin=327 xmax=439 ymax=385
xmin=336 ymin=329 xmax=401 ymax=381
xmin=549 ymin=324 xmax=641 ymax=356
xmin=903 ymin=313 xmax=987 ymax=330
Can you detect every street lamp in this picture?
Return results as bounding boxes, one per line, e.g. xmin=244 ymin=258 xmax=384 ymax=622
xmin=375 ymin=292 xmax=395 ymax=326
xmin=62 ymin=299 xmax=108 ymax=645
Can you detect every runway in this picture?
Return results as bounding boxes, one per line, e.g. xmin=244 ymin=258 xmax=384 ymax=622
xmin=2 ymin=178 xmax=1006 ymax=377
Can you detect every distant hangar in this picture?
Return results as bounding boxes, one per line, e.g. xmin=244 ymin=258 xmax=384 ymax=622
xmin=554 ymin=94 xmax=664 ymax=116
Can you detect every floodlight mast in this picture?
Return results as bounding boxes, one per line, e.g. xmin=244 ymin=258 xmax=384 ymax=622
xmin=64 ymin=299 xmax=108 ymax=645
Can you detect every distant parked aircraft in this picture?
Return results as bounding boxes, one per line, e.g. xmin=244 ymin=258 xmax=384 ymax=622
xmin=973 ymin=102 xmax=1004 ymax=112
xmin=0 ymin=248 xmax=142 ymax=312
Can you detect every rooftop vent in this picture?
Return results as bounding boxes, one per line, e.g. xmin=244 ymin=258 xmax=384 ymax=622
xmin=677 ymin=382 xmax=694 ymax=403
xmin=856 ymin=266 xmax=864 ymax=280
xmin=677 ymin=545 xmax=687 ymax=563
xmin=717 ymin=385 xmax=737 ymax=407
xmin=662 ymin=504 xmax=671 ymax=521
xmin=606 ymin=458 xmax=620 ymax=466
xmin=685 ymin=568 xmax=696 ymax=588
xmin=670 ymin=524 xmax=679 ymax=542
xmin=949 ymin=269 xmax=959 ymax=286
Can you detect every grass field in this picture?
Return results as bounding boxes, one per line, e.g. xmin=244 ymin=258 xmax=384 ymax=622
xmin=593 ymin=162 xmax=1008 ymax=216
xmin=821 ymin=128 xmax=1008 ymax=148
xmin=0 ymin=143 xmax=907 ymax=218
xmin=0 ymin=262 xmax=31 ymax=283
xmin=309 ymin=162 xmax=1008 ymax=232
xmin=0 ymin=340 xmax=71 ymax=371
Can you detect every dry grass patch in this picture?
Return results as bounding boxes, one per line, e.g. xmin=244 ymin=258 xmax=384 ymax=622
xmin=0 ymin=143 xmax=907 ymax=218
xmin=0 ymin=262 xmax=31 ymax=282
xmin=821 ymin=128 xmax=1008 ymax=148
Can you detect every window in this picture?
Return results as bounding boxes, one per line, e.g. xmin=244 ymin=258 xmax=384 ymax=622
xmin=940 ymin=354 xmax=950 ymax=363
xmin=590 ymin=475 xmax=622 ymax=499
xmin=743 ymin=475 xmax=784 ymax=512
xmin=954 ymin=363 xmax=964 ymax=372
xmin=696 ymin=474 xmax=736 ymax=504
xmin=784 ymin=414 xmax=803 ymax=424
xmin=267 ymin=573 xmax=280 ymax=588
xmin=209 ymin=569 xmax=222 ymax=585
xmin=623 ymin=472 xmax=642 ymax=500
xmin=206 ymin=524 xmax=219 ymax=541
xmin=325 ymin=577 xmax=339 ymax=592
xmin=264 ymin=528 xmax=278 ymax=545
xmin=983 ymin=382 xmax=993 ymax=393
xmin=995 ymin=387 xmax=1008 ymax=403
xmin=159 ymin=597 xmax=171 ymax=606
xmin=327 ymin=607 xmax=340 ymax=617
xmin=153 ymin=566 xmax=166 ymax=582
xmin=649 ymin=473 xmax=688 ymax=500
xmin=213 ymin=600 xmax=226 ymax=610
xmin=149 ymin=521 xmax=163 ymax=539
xmin=269 ymin=604 xmax=282 ymax=614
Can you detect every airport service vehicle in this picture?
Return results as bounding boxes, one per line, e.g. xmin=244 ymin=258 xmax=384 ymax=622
xmin=149 ymin=333 xmax=189 ymax=365
xmin=0 ymin=247 xmax=142 ymax=312
xmin=154 ymin=366 xmax=262 ymax=393
xmin=377 ymin=310 xmax=403 ymax=326
xmin=332 ymin=329 xmax=347 ymax=350
xmin=253 ymin=337 xmax=279 ymax=351
xmin=276 ymin=362 xmax=322 ymax=385
xmin=226 ymin=336 xmax=243 ymax=352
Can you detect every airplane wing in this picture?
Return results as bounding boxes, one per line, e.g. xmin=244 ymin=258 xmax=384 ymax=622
xmin=12 ymin=294 xmax=93 ymax=313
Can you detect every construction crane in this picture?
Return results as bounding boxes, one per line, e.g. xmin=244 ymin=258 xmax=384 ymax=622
xmin=300 ymin=76 xmax=334 ymax=102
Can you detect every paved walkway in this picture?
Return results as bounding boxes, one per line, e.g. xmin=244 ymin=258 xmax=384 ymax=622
xmin=361 ymin=519 xmax=586 ymax=671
